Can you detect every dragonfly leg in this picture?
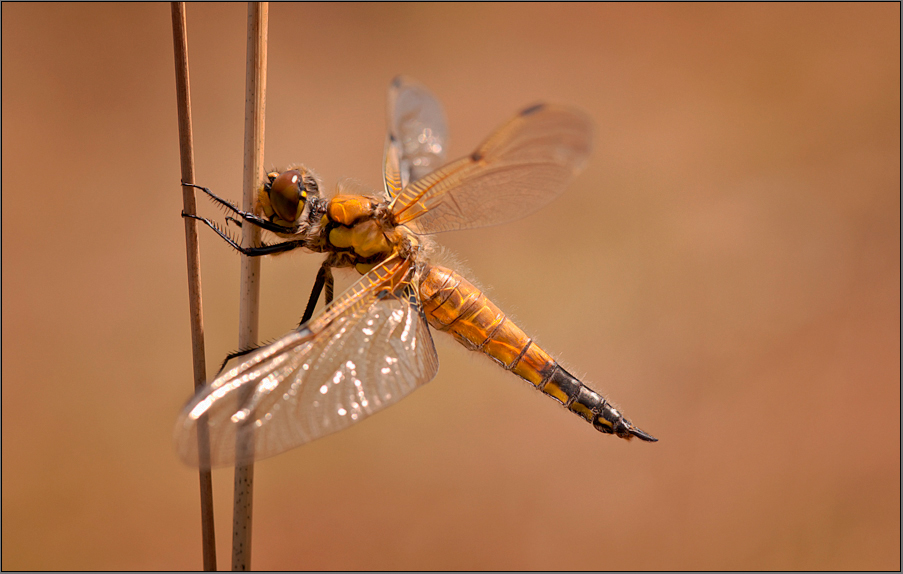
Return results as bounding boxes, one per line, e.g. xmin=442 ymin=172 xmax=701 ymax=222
xmin=212 ymin=345 xmax=263 ymax=377
xmin=211 ymin=263 xmax=332 ymax=376
xmin=324 ymin=266 xmax=335 ymax=305
xmin=299 ymin=263 xmax=334 ymax=326
xmin=182 ymin=212 xmax=308 ymax=256
xmin=183 ymin=182 xmax=299 ymax=235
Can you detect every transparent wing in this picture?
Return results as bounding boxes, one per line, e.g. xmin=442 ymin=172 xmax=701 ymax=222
xmin=383 ymin=76 xmax=449 ymax=199
xmin=390 ymin=104 xmax=593 ymax=235
xmin=174 ymin=257 xmax=439 ymax=468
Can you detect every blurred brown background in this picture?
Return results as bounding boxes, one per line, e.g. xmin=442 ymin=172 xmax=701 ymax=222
xmin=2 ymin=3 xmax=899 ymax=570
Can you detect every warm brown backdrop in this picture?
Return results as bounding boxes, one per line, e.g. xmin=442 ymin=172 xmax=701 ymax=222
xmin=2 ymin=3 xmax=899 ymax=570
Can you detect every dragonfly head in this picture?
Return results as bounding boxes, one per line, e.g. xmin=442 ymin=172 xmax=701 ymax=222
xmin=261 ymin=167 xmax=320 ymax=227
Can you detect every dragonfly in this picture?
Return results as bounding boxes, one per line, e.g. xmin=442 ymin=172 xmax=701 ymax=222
xmin=176 ymin=76 xmax=655 ymax=468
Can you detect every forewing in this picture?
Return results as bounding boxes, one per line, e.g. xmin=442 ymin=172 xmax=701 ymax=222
xmin=174 ymin=258 xmax=439 ymax=468
xmin=390 ymin=104 xmax=592 ymax=234
xmin=383 ymin=76 xmax=449 ymax=199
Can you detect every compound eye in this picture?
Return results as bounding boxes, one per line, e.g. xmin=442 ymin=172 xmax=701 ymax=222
xmin=269 ymin=169 xmax=308 ymax=223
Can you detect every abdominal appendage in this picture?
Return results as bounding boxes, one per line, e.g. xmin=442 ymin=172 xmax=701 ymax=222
xmin=418 ymin=265 xmax=656 ymax=442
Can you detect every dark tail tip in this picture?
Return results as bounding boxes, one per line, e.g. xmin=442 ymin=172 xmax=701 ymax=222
xmin=630 ymin=426 xmax=658 ymax=442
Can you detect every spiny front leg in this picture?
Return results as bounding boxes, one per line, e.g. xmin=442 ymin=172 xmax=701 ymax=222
xmin=182 ymin=212 xmax=308 ymax=256
xmin=183 ymin=182 xmax=299 ymax=235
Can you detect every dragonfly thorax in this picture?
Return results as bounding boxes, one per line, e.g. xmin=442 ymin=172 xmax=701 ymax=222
xmin=321 ymin=194 xmax=405 ymax=274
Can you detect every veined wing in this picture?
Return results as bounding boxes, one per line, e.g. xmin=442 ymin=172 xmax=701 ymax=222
xmin=390 ymin=104 xmax=592 ymax=235
xmin=383 ymin=76 xmax=449 ymax=199
xmin=174 ymin=256 xmax=439 ymax=468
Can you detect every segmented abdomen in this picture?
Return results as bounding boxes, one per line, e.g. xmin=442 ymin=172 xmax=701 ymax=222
xmin=418 ymin=264 xmax=655 ymax=441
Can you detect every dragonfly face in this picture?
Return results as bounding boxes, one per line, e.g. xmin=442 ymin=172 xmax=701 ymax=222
xmin=259 ymin=168 xmax=319 ymax=230
xmin=177 ymin=76 xmax=656 ymax=469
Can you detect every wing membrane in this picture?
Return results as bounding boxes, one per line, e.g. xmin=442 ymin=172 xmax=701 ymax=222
xmin=175 ymin=257 xmax=439 ymax=468
xmin=383 ymin=76 xmax=449 ymax=199
xmin=390 ymin=104 xmax=592 ymax=234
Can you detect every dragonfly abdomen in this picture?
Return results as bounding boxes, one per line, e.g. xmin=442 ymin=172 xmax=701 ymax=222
xmin=419 ymin=265 xmax=656 ymax=442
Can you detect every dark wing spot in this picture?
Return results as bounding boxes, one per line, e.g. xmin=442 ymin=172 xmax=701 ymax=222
xmin=471 ymin=151 xmax=484 ymax=162
xmin=391 ymin=76 xmax=403 ymax=88
xmin=521 ymin=103 xmax=546 ymax=116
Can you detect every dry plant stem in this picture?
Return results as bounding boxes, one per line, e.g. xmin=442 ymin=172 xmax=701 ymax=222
xmin=232 ymin=2 xmax=268 ymax=571
xmin=171 ymin=2 xmax=217 ymax=571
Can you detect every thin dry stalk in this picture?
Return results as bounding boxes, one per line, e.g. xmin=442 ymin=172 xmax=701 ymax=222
xmin=232 ymin=2 xmax=268 ymax=571
xmin=171 ymin=2 xmax=217 ymax=571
